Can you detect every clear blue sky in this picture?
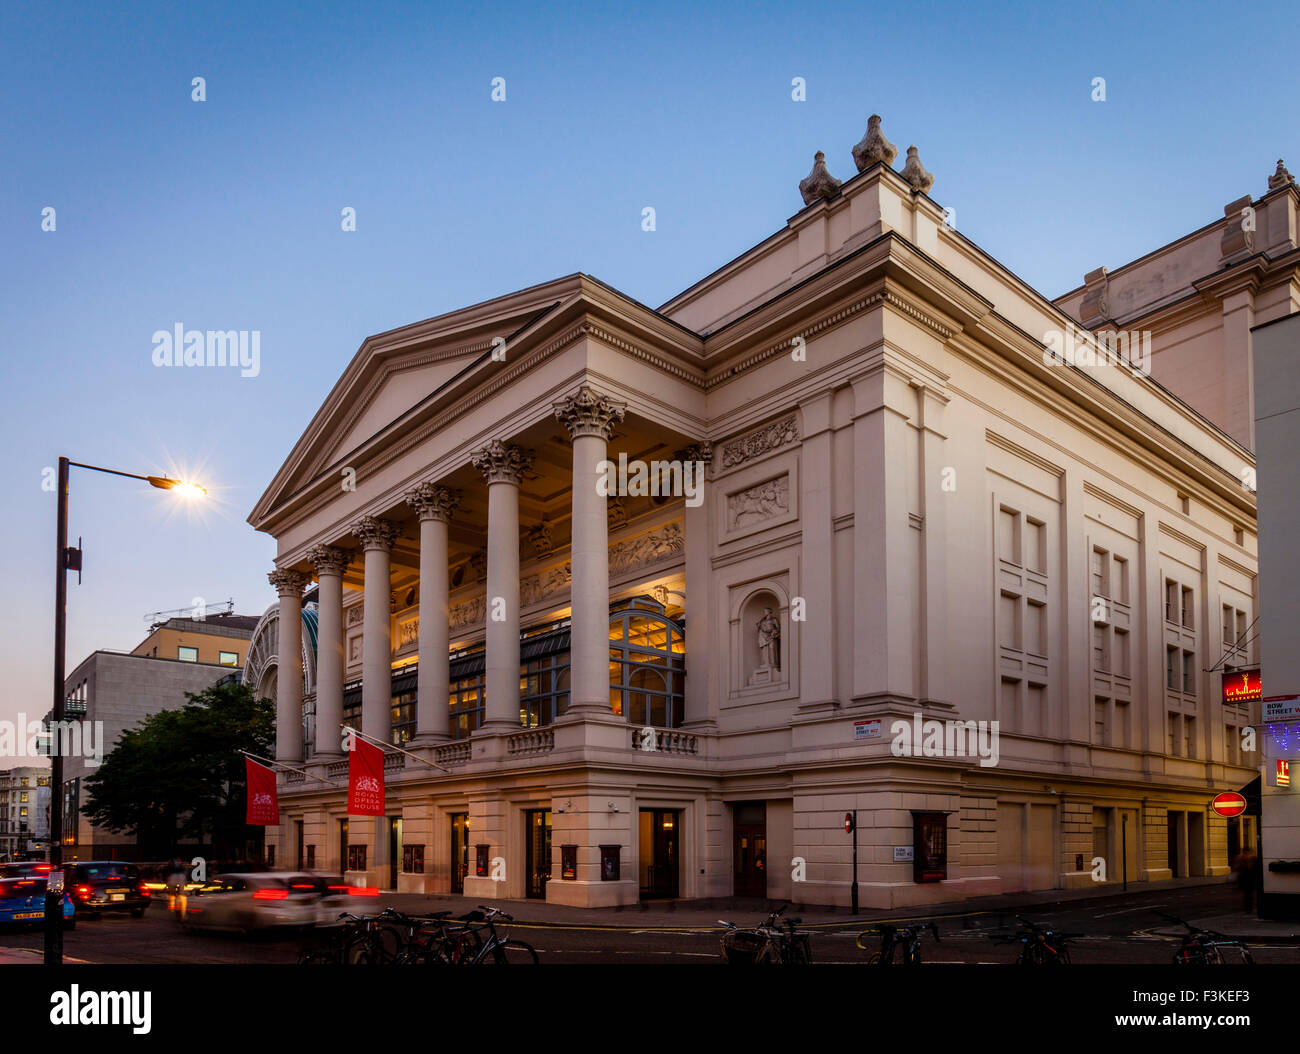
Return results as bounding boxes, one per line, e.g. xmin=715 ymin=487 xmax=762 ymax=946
xmin=2 ymin=0 xmax=1297 ymax=733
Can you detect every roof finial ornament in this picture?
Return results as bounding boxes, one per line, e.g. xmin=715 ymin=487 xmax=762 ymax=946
xmin=799 ymin=150 xmax=842 ymax=205
xmin=851 ymin=114 xmax=898 ymax=172
xmin=900 ymin=145 xmax=935 ymax=193
xmin=1268 ymin=159 xmax=1295 ymax=191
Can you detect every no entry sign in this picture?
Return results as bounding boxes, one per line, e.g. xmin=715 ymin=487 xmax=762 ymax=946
xmin=1210 ymin=791 xmax=1248 ymax=818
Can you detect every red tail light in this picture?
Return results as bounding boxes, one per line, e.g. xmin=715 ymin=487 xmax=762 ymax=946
xmin=138 ymin=884 xmax=151 ymax=897
xmin=347 ymin=886 xmax=380 ymax=897
xmin=252 ymin=888 xmax=289 ymax=900
xmin=35 ymin=865 xmax=52 ymax=872
xmin=76 ymin=885 xmax=91 ymax=898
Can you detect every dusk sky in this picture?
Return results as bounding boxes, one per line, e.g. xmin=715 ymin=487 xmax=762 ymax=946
xmin=3 ymin=0 xmax=1297 ymax=736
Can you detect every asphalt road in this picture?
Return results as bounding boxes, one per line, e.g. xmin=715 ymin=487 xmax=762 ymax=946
xmin=4 ymin=884 xmax=1297 ymax=964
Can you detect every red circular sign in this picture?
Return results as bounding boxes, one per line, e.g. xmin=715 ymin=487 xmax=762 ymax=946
xmin=1211 ymin=792 xmax=1247 ymax=818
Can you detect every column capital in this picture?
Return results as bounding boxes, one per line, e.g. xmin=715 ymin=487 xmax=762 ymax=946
xmin=404 ymin=481 xmax=461 ymax=522
xmin=307 ymin=544 xmax=353 ymax=577
xmin=268 ymin=567 xmax=308 ymax=597
xmin=471 ymin=440 xmax=534 ymax=485
xmin=553 ymin=385 xmax=627 ymax=440
xmin=674 ymin=440 xmax=713 ymax=469
xmin=351 ymin=515 xmax=401 ymax=552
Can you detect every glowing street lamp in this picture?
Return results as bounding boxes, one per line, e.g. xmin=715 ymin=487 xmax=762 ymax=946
xmin=45 ymin=457 xmax=204 ymax=966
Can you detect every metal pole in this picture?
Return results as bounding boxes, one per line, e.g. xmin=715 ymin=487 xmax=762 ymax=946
xmin=851 ymin=809 xmax=859 ymax=915
xmin=45 ymin=456 xmax=68 ymax=966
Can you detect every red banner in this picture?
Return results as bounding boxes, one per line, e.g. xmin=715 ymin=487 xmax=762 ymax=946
xmin=245 ymin=758 xmax=280 ymax=826
xmin=347 ymin=736 xmax=386 ymax=816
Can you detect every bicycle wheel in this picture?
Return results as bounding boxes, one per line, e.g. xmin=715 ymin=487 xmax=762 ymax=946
xmin=489 ymin=939 xmax=540 ymax=964
xmin=866 ymin=952 xmax=882 ymax=965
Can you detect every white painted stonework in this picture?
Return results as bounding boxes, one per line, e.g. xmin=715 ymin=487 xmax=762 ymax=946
xmin=248 ymin=124 xmax=1288 ymax=908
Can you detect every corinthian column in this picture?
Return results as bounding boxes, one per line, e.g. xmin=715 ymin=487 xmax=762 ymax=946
xmin=307 ymin=544 xmax=352 ymax=758
xmin=554 ymin=385 xmax=626 ymax=714
xmin=404 ymin=482 xmax=460 ymax=742
xmin=268 ymin=567 xmax=308 ymax=763
xmin=471 ymin=440 xmax=533 ymax=731
xmin=351 ymin=515 xmax=401 ymax=743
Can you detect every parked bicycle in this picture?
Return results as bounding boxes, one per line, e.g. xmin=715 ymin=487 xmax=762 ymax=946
xmin=856 ymin=921 xmax=940 ymax=964
xmin=299 ymin=911 xmax=402 ymax=965
xmin=718 ymin=904 xmax=812 ymax=964
xmin=993 ymin=916 xmax=1078 ymax=965
xmin=1158 ymin=912 xmax=1255 ymax=965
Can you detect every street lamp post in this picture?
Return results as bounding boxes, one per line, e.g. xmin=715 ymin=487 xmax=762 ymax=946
xmin=45 ymin=457 xmax=204 ymax=966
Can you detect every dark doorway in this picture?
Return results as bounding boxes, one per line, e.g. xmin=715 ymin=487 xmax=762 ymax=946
xmin=450 ymin=813 xmax=468 ymax=894
xmin=525 ymin=810 xmax=552 ymax=899
xmin=733 ymin=802 xmax=767 ymax=897
xmin=338 ymin=818 xmax=349 ymax=874
xmin=387 ymin=817 xmax=402 ymax=890
xmin=639 ymin=809 xmax=680 ymax=899
xmin=1227 ymin=817 xmax=1241 ymax=866
xmin=295 ymin=820 xmax=304 ymax=871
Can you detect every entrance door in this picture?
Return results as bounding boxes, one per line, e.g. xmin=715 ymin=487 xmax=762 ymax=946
xmin=733 ymin=802 xmax=766 ymax=897
xmin=1227 ymin=817 xmax=1241 ymax=866
xmin=450 ymin=814 xmax=468 ymax=894
xmin=639 ymin=809 xmax=680 ymax=899
xmin=387 ymin=817 xmax=402 ymax=890
xmin=1167 ymin=810 xmax=1185 ymax=877
xmin=525 ymin=810 xmax=552 ymax=899
xmin=338 ymin=818 xmax=349 ymax=874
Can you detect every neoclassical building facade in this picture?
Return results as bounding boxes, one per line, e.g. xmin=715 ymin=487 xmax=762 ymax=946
xmin=249 ymin=119 xmax=1289 ymax=908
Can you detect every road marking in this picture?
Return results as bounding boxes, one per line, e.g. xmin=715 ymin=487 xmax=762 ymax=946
xmin=1095 ymin=904 xmax=1163 ymax=918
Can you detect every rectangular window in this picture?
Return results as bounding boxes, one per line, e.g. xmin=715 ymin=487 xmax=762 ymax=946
xmin=1094 ymin=698 xmax=1109 ymax=746
xmin=1181 ymin=586 xmax=1194 ymax=629
xmin=1166 ymin=646 xmax=1179 ymax=691
xmin=178 ymin=646 xmax=198 ymax=662
xmin=1223 ymin=605 xmax=1236 ymax=648
xmin=1168 ymin=712 xmax=1181 ymax=756
xmin=19 ymin=793 xmax=27 ymax=803
xmin=1113 ymin=629 xmax=1129 ymax=678
xmin=1237 ymin=611 xmax=1248 ymax=659
xmin=1184 ymin=716 xmax=1196 ymax=759
xmin=1165 ymin=579 xmax=1178 ymax=623
xmin=1182 ymin=651 xmax=1196 ymax=696
xmin=219 ymin=651 xmax=238 ymax=666
xmin=1113 ymin=556 xmax=1128 ymax=604
xmin=1093 ymin=624 xmax=1108 ymax=673
xmin=1226 ymin=725 xmax=1237 ymax=766
xmin=1114 ymin=699 xmax=1130 ymax=749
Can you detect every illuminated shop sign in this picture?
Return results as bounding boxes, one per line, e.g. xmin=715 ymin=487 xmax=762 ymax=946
xmin=1222 ymin=669 xmax=1262 ymax=705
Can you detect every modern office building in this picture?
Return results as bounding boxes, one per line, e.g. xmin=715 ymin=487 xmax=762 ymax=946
xmin=248 ymin=119 xmax=1288 ymax=908
xmin=56 ymin=613 xmax=258 ymax=859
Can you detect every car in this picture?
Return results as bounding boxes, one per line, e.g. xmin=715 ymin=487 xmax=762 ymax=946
xmin=0 ymin=861 xmax=55 ymax=879
xmin=68 ymin=861 xmax=152 ymax=918
xmin=181 ymin=873 xmax=356 ymax=934
xmin=0 ymin=877 xmax=76 ymax=929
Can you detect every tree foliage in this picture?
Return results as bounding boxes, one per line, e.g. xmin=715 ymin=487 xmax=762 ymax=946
xmin=81 ymin=681 xmax=274 ymax=858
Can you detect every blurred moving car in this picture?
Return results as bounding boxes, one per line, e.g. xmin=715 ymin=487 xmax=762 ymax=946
xmin=181 ymin=873 xmax=357 ymax=934
xmin=0 ymin=862 xmax=55 ymax=879
xmin=68 ymin=861 xmax=152 ymax=918
xmin=0 ymin=877 xmax=76 ymax=929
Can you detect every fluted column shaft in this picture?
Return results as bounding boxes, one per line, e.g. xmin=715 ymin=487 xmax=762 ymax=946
xmin=554 ymin=386 xmax=626 ymax=714
xmin=352 ymin=516 xmax=400 ymax=743
xmin=405 ymin=483 xmax=459 ymax=741
xmin=308 ymin=545 xmax=351 ymax=758
xmin=269 ymin=568 xmax=307 ymax=763
xmin=472 ymin=441 xmax=533 ymax=731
